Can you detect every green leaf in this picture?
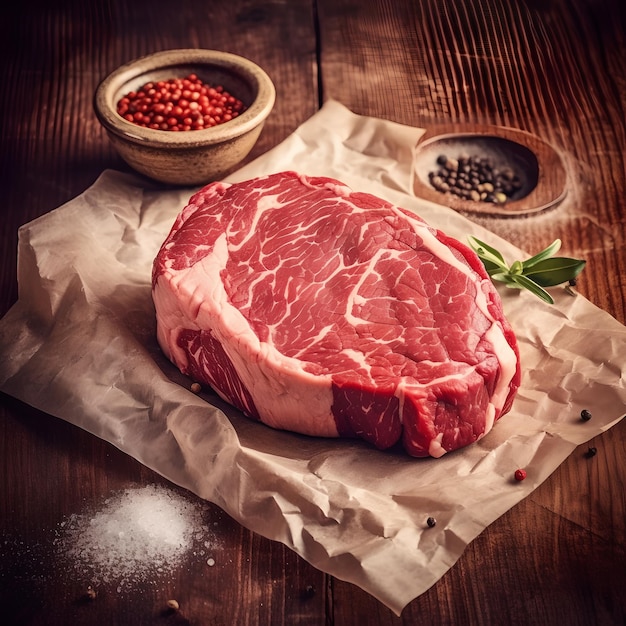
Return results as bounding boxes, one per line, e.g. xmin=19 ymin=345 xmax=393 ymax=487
xmin=490 ymin=272 xmax=518 ymax=285
xmin=467 ymin=236 xmax=509 ymax=271
xmin=521 ymin=239 xmax=562 ymax=269
xmin=509 ymin=274 xmax=555 ymax=304
xmin=468 ymin=236 xmax=506 ymax=262
xmin=482 ymin=259 xmax=506 ymax=274
xmin=523 ymin=257 xmax=587 ymax=287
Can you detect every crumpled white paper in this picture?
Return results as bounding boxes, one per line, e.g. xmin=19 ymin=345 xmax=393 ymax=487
xmin=1 ymin=100 xmax=624 ymax=615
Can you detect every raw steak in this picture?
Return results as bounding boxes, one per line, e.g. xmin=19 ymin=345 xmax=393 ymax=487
xmin=152 ymin=171 xmax=521 ymax=457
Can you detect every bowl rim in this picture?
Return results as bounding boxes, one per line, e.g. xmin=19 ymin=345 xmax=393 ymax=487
xmin=93 ymin=48 xmax=276 ymax=148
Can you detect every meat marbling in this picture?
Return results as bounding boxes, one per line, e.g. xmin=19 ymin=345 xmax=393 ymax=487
xmin=152 ymin=171 xmax=521 ymax=457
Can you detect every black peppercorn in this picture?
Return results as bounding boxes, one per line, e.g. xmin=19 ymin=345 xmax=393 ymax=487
xmin=426 ymin=516 xmax=437 ymax=528
xmin=585 ymin=447 xmax=597 ymax=458
xmin=427 ymin=153 xmax=522 ymax=204
xmin=581 ymin=409 xmax=592 ymax=421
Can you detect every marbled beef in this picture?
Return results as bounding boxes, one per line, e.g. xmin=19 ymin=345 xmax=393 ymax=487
xmin=152 ymin=171 xmax=520 ymax=457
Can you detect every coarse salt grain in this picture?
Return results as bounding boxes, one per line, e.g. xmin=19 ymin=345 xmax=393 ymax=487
xmin=55 ymin=484 xmax=217 ymax=591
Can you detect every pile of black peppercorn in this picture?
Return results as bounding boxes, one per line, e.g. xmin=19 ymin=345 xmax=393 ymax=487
xmin=428 ymin=154 xmax=523 ymax=204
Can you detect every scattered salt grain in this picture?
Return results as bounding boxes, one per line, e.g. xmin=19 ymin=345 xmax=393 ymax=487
xmin=55 ymin=484 xmax=218 ymax=592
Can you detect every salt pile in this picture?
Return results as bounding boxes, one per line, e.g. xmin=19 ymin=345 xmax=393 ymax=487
xmin=55 ymin=484 xmax=217 ymax=591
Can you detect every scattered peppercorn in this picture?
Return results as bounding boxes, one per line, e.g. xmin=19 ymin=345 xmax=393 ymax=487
xmin=428 ymin=153 xmax=523 ymax=204
xmin=117 ymin=74 xmax=245 ymax=131
xmin=514 ymin=468 xmax=527 ymax=481
xmin=585 ymin=447 xmax=597 ymax=458
xmin=581 ymin=409 xmax=592 ymax=421
xmin=426 ymin=516 xmax=437 ymax=527
xmin=190 ymin=382 xmax=202 ymax=394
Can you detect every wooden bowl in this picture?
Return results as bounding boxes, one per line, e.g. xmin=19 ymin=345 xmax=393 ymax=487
xmin=412 ymin=124 xmax=568 ymax=216
xmin=94 ymin=49 xmax=276 ymax=186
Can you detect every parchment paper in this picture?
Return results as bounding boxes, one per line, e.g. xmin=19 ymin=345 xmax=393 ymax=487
xmin=1 ymin=100 xmax=624 ymax=615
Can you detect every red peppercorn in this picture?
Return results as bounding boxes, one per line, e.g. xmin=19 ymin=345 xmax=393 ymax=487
xmin=514 ymin=468 xmax=527 ymax=481
xmin=116 ymin=73 xmax=246 ymax=131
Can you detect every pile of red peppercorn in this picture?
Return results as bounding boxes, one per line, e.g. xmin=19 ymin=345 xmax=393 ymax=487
xmin=116 ymin=74 xmax=246 ymax=132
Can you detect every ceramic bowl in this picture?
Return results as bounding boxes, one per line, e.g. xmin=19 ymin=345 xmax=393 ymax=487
xmin=94 ymin=49 xmax=275 ymax=186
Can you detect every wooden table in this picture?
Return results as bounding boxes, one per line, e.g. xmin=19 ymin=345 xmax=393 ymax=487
xmin=1 ymin=1 xmax=624 ymax=624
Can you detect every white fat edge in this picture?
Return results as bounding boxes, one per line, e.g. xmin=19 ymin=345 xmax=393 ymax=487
xmin=299 ymin=173 xmax=353 ymax=198
xmin=162 ymin=234 xmax=337 ymax=437
xmin=385 ymin=205 xmax=518 ymax=421
xmin=481 ymin=403 xmax=497 ymax=438
xmin=153 ymin=275 xmax=197 ymax=372
xmin=483 ymin=321 xmax=519 ymax=420
xmin=428 ymin=432 xmax=447 ymax=458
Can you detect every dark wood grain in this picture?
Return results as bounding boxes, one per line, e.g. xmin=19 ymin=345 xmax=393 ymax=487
xmin=1 ymin=0 xmax=625 ymax=624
